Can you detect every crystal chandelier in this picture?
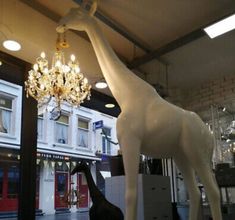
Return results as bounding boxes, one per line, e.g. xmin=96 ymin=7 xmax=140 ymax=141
xmin=25 ymin=32 xmax=91 ymax=119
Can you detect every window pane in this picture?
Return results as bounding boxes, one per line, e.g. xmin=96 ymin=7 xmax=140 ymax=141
xmin=37 ymin=118 xmax=43 ymax=140
xmin=102 ymin=128 xmax=111 ymax=154
xmin=103 ymin=127 xmax=111 ymax=136
xmin=57 ymin=115 xmax=69 ymax=124
xmin=0 ymin=96 xmax=12 ymax=109
xmin=107 ymin=141 xmax=111 ymax=154
xmin=78 ymin=119 xmax=88 ymax=129
xmin=78 ymin=128 xmax=88 ymax=148
xmin=0 ymin=109 xmax=11 ymax=134
xmin=102 ymin=137 xmax=111 ymax=154
xmin=57 ymin=174 xmax=66 ymax=194
xmin=102 ymin=137 xmax=106 ymax=153
xmin=0 ymin=168 xmax=3 ymax=199
xmin=7 ymin=166 xmax=19 ymax=198
xmin=56 ymin=123 xmax=68 ymax=144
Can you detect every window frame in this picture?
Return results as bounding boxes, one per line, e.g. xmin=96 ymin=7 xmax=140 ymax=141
xmin=77 ymin=116 xmax=91 ymax=150
xmin=102 ymin=127 xmax=112 ymax=155
xmin=0 ymin=93 xmax=14 ymax=136
xmin=54 ymin=112 xmax=70 ymax=145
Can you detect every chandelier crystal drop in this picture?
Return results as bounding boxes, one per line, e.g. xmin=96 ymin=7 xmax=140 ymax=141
xmin=25 ymin=33 xmax=91 ymax=119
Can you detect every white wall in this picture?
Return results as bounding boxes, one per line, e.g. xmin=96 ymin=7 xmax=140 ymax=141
xmin=39 ymin=161 xmax=55 ymax=214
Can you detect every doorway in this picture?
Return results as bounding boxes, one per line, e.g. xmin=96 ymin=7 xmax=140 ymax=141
xmin=55 ymin=171 xmax=69 ymax=209
xmin=77 ymin=173 xmax=89 ymax=209
xmin=0 ymin=161 xmax=19 ymax=212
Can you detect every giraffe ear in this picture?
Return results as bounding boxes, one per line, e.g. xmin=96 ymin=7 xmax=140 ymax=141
xmin=89 ymin=0 xmax=98 ymax=16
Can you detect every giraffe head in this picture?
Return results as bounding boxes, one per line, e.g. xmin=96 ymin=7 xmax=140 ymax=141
xmin=56 ymin=0 xmax=98 ymax=33
xmin=71 ymin=160 xmax=89 ymax=175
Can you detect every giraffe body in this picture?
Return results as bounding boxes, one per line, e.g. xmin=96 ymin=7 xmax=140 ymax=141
xmin=58 ymin=3 xmax=222 ymax=220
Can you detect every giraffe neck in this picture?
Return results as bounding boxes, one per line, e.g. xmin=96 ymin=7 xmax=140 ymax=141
xmin=84 ymin=19 xmax=158 ymax=108
xmin=83 ymin=167 xmax=104 ymax=203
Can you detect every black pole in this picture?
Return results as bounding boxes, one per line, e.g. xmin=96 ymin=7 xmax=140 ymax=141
xmin=170 ymin=158 xmax=176 ymax=203
xmin=18 ymin=65 xmax=38 ymax=220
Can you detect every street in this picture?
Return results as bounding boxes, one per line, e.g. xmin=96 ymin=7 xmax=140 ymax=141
xmin=2 ymin=212 xmax=89 ymax=220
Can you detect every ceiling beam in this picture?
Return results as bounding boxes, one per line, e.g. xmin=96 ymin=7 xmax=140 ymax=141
xmin=94 ymin=11 xmax=153 ymax=53
xmin=20 ymin=0 xmax=167 ymax=65
xmin=73 ymin=0 xmax=168 ymax=65
xmin=128 ymin=10 xmax=235 ymax=69
xmin=128 ymin=29 xmax=205 ymax=69
xmin=73 ymin=0 xmax=151 ymax=53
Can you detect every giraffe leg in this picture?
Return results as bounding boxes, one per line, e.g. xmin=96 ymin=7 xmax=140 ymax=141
xmin=119 ymin=135 xmax=141 ymax=220
xmin=193 ymin=163 xmax=222 ymax=220
xmin=175 ymin=157 xmax=201 ymax=220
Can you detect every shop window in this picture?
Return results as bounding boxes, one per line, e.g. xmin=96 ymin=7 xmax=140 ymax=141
xmin=102 ymin=127 xmax=111 ymax=154
xmin=7 ymin=166 xmax=19 ymax=198
xmin=37 ymin=114 xmax=44 ymax=141
xmin=55 ymin=114 xmax=69 ymax=144
xmin=78 ymin=118 xmax=89 ymax=148
xmin=0 ymin=96 xmax=13 ymax=134
xmin=0 ymin=168 xmax=3 ymax=199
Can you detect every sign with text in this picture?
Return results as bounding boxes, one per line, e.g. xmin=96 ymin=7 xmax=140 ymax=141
xmin=93 ymin=120 xmax=103 ymax=130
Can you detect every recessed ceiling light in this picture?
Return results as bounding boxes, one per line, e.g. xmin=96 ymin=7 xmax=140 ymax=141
xmin=105 ymin=103 xmax=115 ymax=108
xmin=95 ymin=81 xmax=107 ymax=89
xmin=0 ymin=60 xmax=2 ymax=66
xmin=3 ymin=40 xmax=21 ymax=51
xmin=204 ymin=14 xmax=235 ymax=38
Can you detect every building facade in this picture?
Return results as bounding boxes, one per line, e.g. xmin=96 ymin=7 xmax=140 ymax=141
xmin=0 ymin=79 xmax=120 ymax=215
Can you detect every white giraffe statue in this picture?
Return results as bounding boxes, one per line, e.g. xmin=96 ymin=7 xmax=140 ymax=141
xmin=57 ymin=2 xmax=222 ymax=220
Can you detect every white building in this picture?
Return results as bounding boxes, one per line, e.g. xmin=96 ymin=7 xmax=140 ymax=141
xmin=0 ymin=79 xmax=120 ymax=215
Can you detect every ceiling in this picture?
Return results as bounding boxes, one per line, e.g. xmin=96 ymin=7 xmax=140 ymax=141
xmin=1 ymin=0 xmax=235 ymax=117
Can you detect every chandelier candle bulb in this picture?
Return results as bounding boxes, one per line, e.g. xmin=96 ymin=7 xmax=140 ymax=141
xmin=63 ymin=65 xmax=70 ymax=73
xmin=75 ymin=66 xmax=80 ymax=73
xmin=44 ymin=68 xmax=49 ymax=74
xmin=55 ymin=60 xmax=62 ymax=68
xmin=41 ymin=52 xmax=46 ymax=59
xmin=33 ymin=64 xmax=38 ymax=71
xmin=71 ymin=54 xmax=76 ymax=62
xmin=84 ymin=78 xmax=88 ymax=84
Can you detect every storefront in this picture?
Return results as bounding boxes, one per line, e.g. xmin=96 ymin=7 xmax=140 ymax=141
xmin=36 ymin=152 xmax=96 ymax=214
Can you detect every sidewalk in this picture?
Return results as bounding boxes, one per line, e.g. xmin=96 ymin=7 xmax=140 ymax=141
xmin=36 ymin=212 xmax=89 ymax=220
xmin=2 ymin=212 xmax=89 ymax=220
